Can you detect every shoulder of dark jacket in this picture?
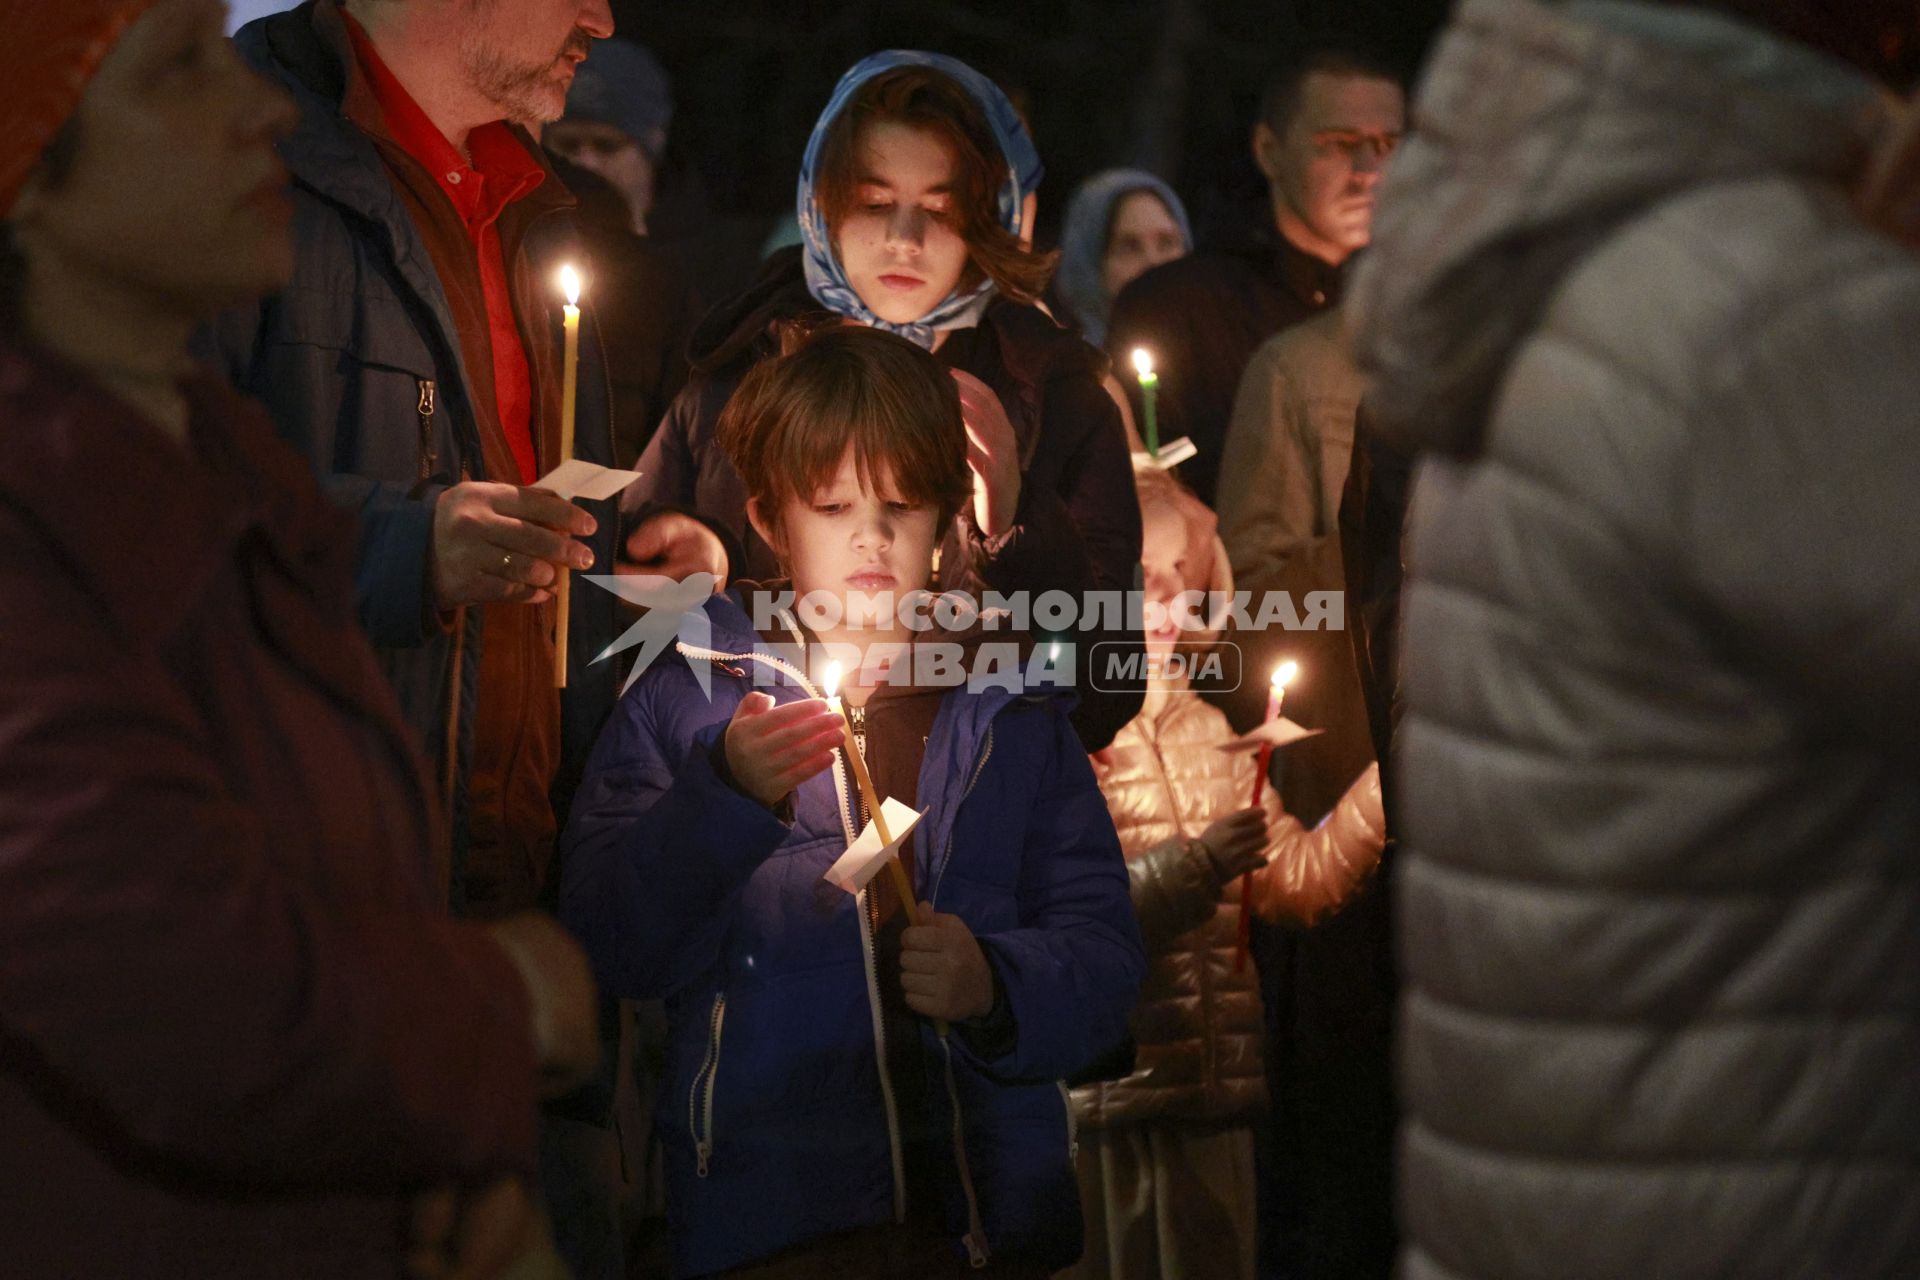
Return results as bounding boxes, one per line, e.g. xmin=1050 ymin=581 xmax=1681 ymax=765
xmin=687 ymin=245 xmax=823 ymax=378
xmin=979 ymin=297 xmax=1109 ymax=390
xmin=236 ymin=5 xmax=337 ymax=93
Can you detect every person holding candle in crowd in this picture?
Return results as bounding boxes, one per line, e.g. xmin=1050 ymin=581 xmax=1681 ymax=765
xmin=1105 ymin=42 xmax=1403 ymax=508
xmin=1099 ymin=43 xmax=1403 ymax=1276
xmin=560 ymin=325 xmax=1145 ymax=1278
xmin=0 ymin=0 xmax=606 ymax=1273
xmin=1064 ymin=467 xmax=1384 ymax=1280
xmin=618 ymin=50 xmax=1145 ymax=753
xmin=198 ymin=0 xmax=635 ymax=1273
xmin=1211 ymin=299 xmax=1394 ymax=1278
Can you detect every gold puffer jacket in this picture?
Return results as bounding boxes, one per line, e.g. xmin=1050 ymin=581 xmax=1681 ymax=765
xmin=1072 ymin=688 xmax=1384 ymax=1129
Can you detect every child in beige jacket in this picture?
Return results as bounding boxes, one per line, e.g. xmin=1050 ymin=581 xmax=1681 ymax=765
xmin=1063 ymin=467 xmax=1384 ymax=1280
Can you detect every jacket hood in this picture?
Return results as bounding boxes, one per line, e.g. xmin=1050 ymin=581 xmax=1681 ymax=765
xmin=684 ymin=246 xmax=817 ymax=375
xmin=1347 ymin=0 xmax=1887 ymax=459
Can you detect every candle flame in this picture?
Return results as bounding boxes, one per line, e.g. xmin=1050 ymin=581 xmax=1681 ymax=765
xmin=559 ymin=264 xmax=581 ymax=307
xmin=1272 ymin=661 xmax=1299 ymax=692
xmin=1131 ymin=347 xmax=1154 ymax=378
xmin=822 ymin=660 xmax=844 ymax=701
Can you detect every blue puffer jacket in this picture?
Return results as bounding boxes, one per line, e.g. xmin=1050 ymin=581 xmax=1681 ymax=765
xmin=202 ymin=4 xmax=621 ymax=906
xmin=559 ymin=591 xmax=1145 ymax=1276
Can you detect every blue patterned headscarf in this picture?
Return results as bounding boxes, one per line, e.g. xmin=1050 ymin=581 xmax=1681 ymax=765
xmin=797 ymin=50 xmax=1044 ymax=349
xmin=1056 ymin=168 xmax=1192 ymax=347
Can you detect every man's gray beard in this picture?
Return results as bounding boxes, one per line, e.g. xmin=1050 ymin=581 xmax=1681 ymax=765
xmin=460 ymin=39 xmax=564 ymax=126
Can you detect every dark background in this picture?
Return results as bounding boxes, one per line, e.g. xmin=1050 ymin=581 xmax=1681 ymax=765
xmin=618 ymin=0 xmax=1451 ymax=266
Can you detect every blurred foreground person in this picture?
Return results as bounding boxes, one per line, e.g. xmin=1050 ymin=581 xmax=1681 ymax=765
xmin=1349 ymin=1 xmax=1920 ymax=1276
xmin=0 ymin=1 xmax=598 ymax=1276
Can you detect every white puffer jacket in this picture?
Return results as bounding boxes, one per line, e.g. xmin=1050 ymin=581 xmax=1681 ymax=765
xmin=1349 ymin=3 xmax=1920 ymax=1278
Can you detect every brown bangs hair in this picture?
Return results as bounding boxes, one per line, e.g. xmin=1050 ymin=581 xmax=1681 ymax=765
xmin=716 ymin=324 xmax=974 ymax=537
xmin=814 ymin=66 xmax=1058 ymax=306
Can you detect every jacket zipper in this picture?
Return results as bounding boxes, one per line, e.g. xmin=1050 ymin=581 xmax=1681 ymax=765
xmin=940 ymin=1036 xmax=992 ymax=1268
xmin=672 ymin=638 xmax=910 ymax=1220
xmin=929 ymin=722 xmax=999 ymax=1268
xmin=689 ymin=992 xmax=727 ymax=1177
xmin=415 ymin=378 xmax=438 ymax=482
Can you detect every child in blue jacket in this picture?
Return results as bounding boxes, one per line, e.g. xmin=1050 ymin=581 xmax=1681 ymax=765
xmin=560 ymin=325 xmax=1145 ymax=1277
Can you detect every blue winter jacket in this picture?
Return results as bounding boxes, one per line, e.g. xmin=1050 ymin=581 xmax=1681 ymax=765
xmin=559 ymin=591 xmax=1145 ymax=1276
xmin=202 ymin=4 xmax=622 ymax=906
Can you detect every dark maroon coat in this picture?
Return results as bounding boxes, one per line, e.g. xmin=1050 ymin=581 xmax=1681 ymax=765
xmin=0 ymin=339 xmax=540 ymax=1277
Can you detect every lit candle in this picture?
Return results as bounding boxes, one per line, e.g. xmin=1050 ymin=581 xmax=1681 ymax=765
xmin=554 ymin=265 xmax=582 ymax=689
xmin=1240 ymin=660 xmax=1298 ymax=972
xmin=825 ymin=662 xmax=895 ymax=842
xmin=1266 ymin=662 xmax=1297 ymax=718
xmin=823 ymin=662 xmax=921 ymax=927
xmin=1131 ymin=347 xmax=1160 ymax=458
xmin=1249 ymin=661 xmax=1298 ymax=804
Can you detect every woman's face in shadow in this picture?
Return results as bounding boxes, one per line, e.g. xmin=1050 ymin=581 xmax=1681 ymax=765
xmin=1102 ymin=190 xmax=1186 ymax=302
xmin=833 ymin=121 xmax=972 ymax=325
xmin=12 ymin=0 xmax=298 ymax=318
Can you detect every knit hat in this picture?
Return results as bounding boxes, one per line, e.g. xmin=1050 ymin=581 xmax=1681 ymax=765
xmin=0 ymin=0 xmax=162 ymax=215
xmin=563 ymin=37 xmax=673 ymax=161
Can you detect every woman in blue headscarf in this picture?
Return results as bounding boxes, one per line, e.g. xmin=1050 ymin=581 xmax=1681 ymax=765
xmin=625 ymin=50 xmax=1143 ymax=753
xmin=1055 ymin=169 xmax=1192 ymax=348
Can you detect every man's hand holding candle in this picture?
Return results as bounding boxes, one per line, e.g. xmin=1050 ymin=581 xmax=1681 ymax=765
xmin=900 ymin=906 xmax=996 ymax=1022
xmin=723 ymin=692 xmax=846 ymax=810
xmin=430 ymin=482 xmax=596 ymax=610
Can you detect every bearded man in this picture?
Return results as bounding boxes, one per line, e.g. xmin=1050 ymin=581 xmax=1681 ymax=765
xmin=201 ymin=2 xmax=629 ymax=1275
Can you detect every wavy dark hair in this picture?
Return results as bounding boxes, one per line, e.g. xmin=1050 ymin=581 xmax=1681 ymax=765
xmin=717 ymin=323 xmax=973 ymax=540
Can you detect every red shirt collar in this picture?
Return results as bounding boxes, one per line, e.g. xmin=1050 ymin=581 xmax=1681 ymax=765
xmin=339 ymin=11 xmax=546 ymax=228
